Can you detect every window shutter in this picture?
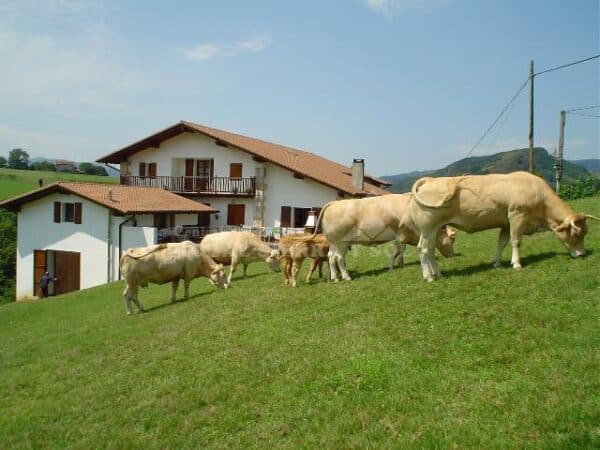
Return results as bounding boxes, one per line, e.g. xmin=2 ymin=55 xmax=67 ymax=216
xmin=280 ymin=206 xmax=291 ymax=227
xmin=139 ymin=162 xmax=146 ymax=178
xmin=210 ymin=159 xmax=214 ymax=178
xmin=169 ymin=214 xmax=175 ymax=228
xmin=74 ymin=202 xmax=82 ymax=224
xmin=149 ymin=163 xmax=157 ymax=178
xmin=54 ymin=202 xmax=61 ymax=223
xmin=153 ymin=213 xmax=160 ymax=228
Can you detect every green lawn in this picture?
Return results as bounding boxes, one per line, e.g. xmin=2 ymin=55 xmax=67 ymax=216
xmin=0 ymin=197 xmax=598 ymax=448
xmin=0 ymin=168 xmax=118 ymax=201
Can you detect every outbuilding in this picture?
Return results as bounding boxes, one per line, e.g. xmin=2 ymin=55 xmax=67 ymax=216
xmin=0 ymin=182 xmax=217 ymax=300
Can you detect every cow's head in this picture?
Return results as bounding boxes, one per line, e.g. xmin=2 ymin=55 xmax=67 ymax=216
xmin=266 ymin=249 xmax=281 ymax=272
xmin=436 ymin=225 xmax=457 ymax=258
xmin=553 ymin=214 xmax=587 ymax=257
xmin=209 ymin=263 xmax=229 ymax=289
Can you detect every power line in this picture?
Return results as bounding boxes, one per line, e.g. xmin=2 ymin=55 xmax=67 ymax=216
xmin=534 ymin=54 xmax=600 ymax=76
xmin=566 ymin=111 xmax=600 ymax=118
xmin=565 ymin=105 xmax=600 ymax=112
xmin=465 ymin=78 xmax=529 ymax=158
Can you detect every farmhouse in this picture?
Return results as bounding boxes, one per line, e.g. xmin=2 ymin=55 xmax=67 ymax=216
xmin=96 ymin=120 xmax=389 ymax=230
xmin=0 ymin=183 xmax=217 ymax=300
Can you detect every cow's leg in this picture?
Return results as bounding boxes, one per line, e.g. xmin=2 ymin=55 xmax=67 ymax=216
xmin=171 ymin=279 xmax=179 ymax=302
xmin=306 ymin=258 xmax=319 ymax=282
xmin=183 ymin=280 xmax=191 ymax=299
xmin=418 ymin=233 xmax=439 ymax=282
xmin=335 ymin=243 xmax=352 ymax=281
xmin=290 ymin=258 xmax=300 ymax=287
xmin=318 ymin=259 xmax=323 ymax=279
xmin=492 ymin=228 xmax=510 ymax=268
xmin=389 ymin=241 xmax=407 ymax=270
xmin=123 ymin=284 xmax=133 ymax=315
xmin=328 ymin=246 xmax=340 ymax=282
xmin=129 ymin=285 xmax=144 ymax=313
xmin=508 ymin=215 xmax=526 ymax=269
xmin=228 ymin=257 xmax=238 ymax=284
xmin=242 ymin=263 xmax=248 ymax=278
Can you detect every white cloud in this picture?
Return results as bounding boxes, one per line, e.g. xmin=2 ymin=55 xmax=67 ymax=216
xmin=365 ymin=0 xmax=452 ymax=15
xmin=181 ymin=34 xmax=271 ymax=61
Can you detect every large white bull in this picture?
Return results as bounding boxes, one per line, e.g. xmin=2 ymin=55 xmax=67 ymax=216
xmin=200 ymin=231 xmax=280 ymax=283
xmin=120 ymin=241 xmax=228 ymax=315
xmin=316 ymin=193 xmax=456 ymax=281
xmin=409 ymin=171 xmax=595 ymax=282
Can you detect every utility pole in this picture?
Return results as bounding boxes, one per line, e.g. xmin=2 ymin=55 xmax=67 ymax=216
xmin=555 ymin=110 xmax=566 ymax=192
xmin=528 ymin=60 xmax=535 ymax=173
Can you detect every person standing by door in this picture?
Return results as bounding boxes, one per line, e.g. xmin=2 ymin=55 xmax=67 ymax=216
xmin=39 ymin=272 xmax=56 ymax=298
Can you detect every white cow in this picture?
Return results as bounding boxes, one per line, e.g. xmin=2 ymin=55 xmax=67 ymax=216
xmin=409 ymin=171 xmax=594 ymax=282
xmin=120 ymin=241 xmax=228 ymax=315
xmin=315 ymin=193 xmax=457 ymax=281
xmin=200 ymin=231 xmax=280 ymax=283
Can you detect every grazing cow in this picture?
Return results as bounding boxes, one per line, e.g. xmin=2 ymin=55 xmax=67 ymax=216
xmin=278 ymin=234 xmax=330 ymax=287
xmin=200 ymin=231 xmax=280 ymax=283
xmin=316 ymin=194 xmax=457 ymax=281
xmin=409 ymin=171 xmax=594 ymax=282
xmin=120 ymin=241 xmax=228 ymax=315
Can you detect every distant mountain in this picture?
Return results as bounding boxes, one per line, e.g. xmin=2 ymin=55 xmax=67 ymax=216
xmin=569 ymin=159 xmax=600 ymax=176
xmin=382 ymin=147 xmax=592 ymax=193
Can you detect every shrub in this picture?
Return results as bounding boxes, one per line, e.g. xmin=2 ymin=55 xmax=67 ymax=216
xmin=558 ymin=177 xmax=600 ymax=200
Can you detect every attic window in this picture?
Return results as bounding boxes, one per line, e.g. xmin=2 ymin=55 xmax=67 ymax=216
xmin=293 ymin=173 xmax=304 ymax=179
xmin=215 ymin=140 xmax=228 ymax=148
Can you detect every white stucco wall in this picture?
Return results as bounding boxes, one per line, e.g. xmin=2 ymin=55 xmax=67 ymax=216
xmin=127 ymin=133 xmax=257 ymax=178
xmin=262 ymin=163 xmax=341 ymax=227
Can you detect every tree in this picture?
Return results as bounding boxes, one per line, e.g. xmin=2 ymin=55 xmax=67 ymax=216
xmin=0 ymin=156 xmax=6 ymax=168
xmin=79 ymin=163 xmax=108 ymax=176
xmin=8 ymin=148 xmax=30 ymax=170
xmin=31 ymin=160 xmax=57 ymax=172
xmin=0 ymin=210 xmax=16 ymax=303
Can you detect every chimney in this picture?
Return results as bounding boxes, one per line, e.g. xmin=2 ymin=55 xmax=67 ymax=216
xmin=351 ymin=159 xmax=364 ymax=191
xmin=108 ymin=188 xmax=114 ymax=201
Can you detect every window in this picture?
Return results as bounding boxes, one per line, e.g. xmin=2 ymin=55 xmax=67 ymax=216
xmin=293 ymin=207 xmax=310 ymax=228
xmin=54 ymin=202 xmax=61 ymax=223
xmin=153 ymin=213 xmax=175 ymax=228
xmin=63 ymin=203 xmax=74 ymax=222
xmin=139 ymin=162 xmax=146 ymax=178
xmin=227 ymin=204 xmax=245 ymax=226
xmin=148 ymin=163 xmax=157 ymax=178
xmin=280 ymin=206 xmax=291 ymax=227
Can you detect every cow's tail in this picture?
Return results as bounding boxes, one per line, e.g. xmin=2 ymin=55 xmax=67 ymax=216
xmin=122 ymin=243 xmax=168 ymax=261
xmin=310 ymin=201 xmax=334 ymax=238
xmin=411 ymin=176 xmax=460 ymax=209
xmin=585 ymin=214 xmax=600 ymax=221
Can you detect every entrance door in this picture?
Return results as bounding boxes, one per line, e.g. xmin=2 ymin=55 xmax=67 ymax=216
xmin=54 ymin=251 xmax=80 ymax=295
xmin=227 ymin=204 xmax=245 ymax=226
xmin=33 ymin=250 xmax=46 ymax=296
xmin=196 ymin=160 xmax=212 ymax=192
xmin=185 ymin=159 xmax=194 ymax=191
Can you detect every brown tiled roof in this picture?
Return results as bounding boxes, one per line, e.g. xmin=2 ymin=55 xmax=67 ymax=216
xmin=0 ymin=182 xmax=218 ymax=215
xmin=96 ymin=121 xmax=390 ymax=196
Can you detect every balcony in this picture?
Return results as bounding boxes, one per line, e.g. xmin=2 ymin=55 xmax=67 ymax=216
xmin=121 ymin=175 xmax=255 ymax=196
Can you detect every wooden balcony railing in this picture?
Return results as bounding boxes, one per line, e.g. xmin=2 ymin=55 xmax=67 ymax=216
xmin=121 ymin=175 xmax=255 ymax=196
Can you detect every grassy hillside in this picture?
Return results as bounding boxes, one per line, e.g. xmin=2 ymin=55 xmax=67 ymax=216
xmin=1 ymin=197 xmax=598 ymax=448
xmin=0 ymin=168 xmax=118 ymax=201
xmin=384 ymin=147 xmax=591 ymax=193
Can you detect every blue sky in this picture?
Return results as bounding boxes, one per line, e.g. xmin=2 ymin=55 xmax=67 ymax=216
xmin=0 ymin=0 xmax=598 ymax=175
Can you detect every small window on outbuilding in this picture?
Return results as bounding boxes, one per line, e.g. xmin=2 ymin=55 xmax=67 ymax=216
xmin=63 ymin=203 xmax=75 ymax=222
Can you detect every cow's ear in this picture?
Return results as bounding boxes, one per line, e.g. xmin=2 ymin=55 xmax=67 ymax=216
xmin=447 ymin=227 xmax=457 ymax=238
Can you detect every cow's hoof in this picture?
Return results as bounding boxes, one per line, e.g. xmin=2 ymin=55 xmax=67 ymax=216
xmin=492 ymin=261 xmax=501 ymax=268
xmin=126 ymin=311 xmax=132 ymax=316
xmin=513 ymin=263 xmax=522 ymax=270
xmin=342 ymin=275 xmax=352 ymax=281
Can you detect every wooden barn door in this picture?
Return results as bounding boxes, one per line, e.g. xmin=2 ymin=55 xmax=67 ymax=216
xmin=54 ymin=251 xmax=80 ymax=295
xmin=33 ymin=250 xmax=47 ymax=296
